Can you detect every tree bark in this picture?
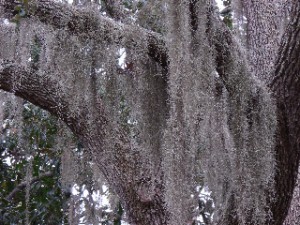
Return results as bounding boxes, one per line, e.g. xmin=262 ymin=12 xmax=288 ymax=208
xmin=269 ymin=1 xmax=300 ymax=224
xmin=206 ymin=1 xmax=300 ymax=224
xmin=0 ymin=0 xmax=168 ymax=71
xmin=0 ymin=61 xmax=79 ymax=131
xmin=1 ymin=1 xmax=300 ymax=224
xmin=0 ymin=58 xmax=169 ymax=225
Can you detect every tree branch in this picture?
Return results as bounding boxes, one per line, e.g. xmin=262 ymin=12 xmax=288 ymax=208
xmin=1 ymin=1 xmax=299 ymax=224
xmin=0 ymin=60 xmax=83 ymax=134
xmin=0 ymin=0 xmax=168 ymax=70
xmin=5 ymin=171 xmax=53 ymax=201
xmin=208 ymin=2 xmax=300 ymax=224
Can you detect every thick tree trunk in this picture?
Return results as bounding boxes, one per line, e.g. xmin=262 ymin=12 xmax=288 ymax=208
xmin=269 ymin=2 xmax=300 ymax=224
xmin=284 ymin=167 xmax=300 ymax=224
xmin=210 ymin=1 xmax=300 ymax=224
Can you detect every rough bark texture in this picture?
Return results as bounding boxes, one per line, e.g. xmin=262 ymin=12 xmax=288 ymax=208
xmin=270 ymin=1 xmax=300 ymax=224
xmin=0 ymin=0 xmax=300 ymax=224
xmin=239 ymin=0 xmax=279 ymax=82
xmin=284 ymin=167 xmax=300 ymax=225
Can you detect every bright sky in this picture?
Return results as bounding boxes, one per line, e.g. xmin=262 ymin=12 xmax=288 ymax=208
xmin=216 ymin=0 xmax=225 ymax=10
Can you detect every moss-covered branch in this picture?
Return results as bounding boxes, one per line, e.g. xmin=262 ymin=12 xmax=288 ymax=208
xmin=0 ymin=0 xmax=168 ymax=70
xmin=0 ymin=60 xmax=83 ymax=134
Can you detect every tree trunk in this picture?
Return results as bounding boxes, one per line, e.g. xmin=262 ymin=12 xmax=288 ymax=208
xmin=269 ymin=2 xmax=300 ymax=223
xmin=1 ymin=1 xmax=300 ymax=224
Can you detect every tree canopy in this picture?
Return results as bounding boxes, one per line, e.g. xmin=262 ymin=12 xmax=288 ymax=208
xmin=0 ymin=0 xmax=300 ymax=224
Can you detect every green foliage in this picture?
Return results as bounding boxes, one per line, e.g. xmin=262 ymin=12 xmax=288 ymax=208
xmin=0 ymin=102 xmax=64 ymax=224
xmin=113 ymin=202 xmax=123 ymax=225
xmin=30 ymin=36 xmax=42 ymax=71
xmin=122 ymin=0 xmax=145 ymax=12
xmin=221 ymin=0 xmax=233 ymax=29
xmin=11 ymin=0 xmax=30 ymax=24
xmin=0 ymin=100 xmax=121 ymax=224
xmin=122 ymin=0 xmax=134 ymax=10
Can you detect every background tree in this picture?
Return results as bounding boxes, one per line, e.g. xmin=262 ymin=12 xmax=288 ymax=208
xmin=0 ymin=0 xmax=299 ymax=224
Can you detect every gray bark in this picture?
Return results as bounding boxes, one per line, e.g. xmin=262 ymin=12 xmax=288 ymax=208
xmin=0 ymin=1 xmax=300 ymax=224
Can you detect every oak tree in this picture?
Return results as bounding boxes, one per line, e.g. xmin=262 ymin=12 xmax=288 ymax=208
xmin=0 ymin=0 xmax=300 ymax=224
